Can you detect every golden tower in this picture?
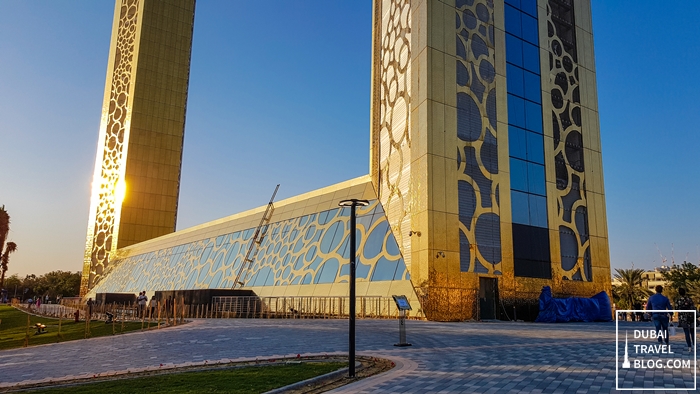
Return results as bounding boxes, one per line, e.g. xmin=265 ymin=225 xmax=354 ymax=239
xmin=370 ymin=0 xmax=610 ymax=320
xmin=81 ymin=0 xmax=196 ymax=295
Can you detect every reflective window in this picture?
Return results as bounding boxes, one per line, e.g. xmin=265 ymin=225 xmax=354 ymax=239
xmin=520 ymin=0 xmax=538 ymax=18
xmin=527 ymin=162 xmax=546 ymax=195
xmin=522 ymin=42 xmax=540 ymax=74
xmin=525 ymin=131 xmax=544 ymax=164
xmin=511 ymin=191 xmax=530 ymax=225
xmin=529 ymin=194 xmax=548 ymax=227
xmin=507 ymin=94 xmax=525 ymax=128
xmin=505 ymin=34 xmax=522 ymax=67
xmin=510 ymin=158 xmax=528 ymax=192
xmin=504 ymin=5 xmax=521 ymax=36
xmin=523 ymin=70 xmax=541 ymax=103
xmin=506 ymin=64 xmax=524 ymax=97
xmin=508 ymin=125 xmax=527 ymax=160
xmin=524 ymin=101 xmax=543 ymax=133
xmin=314 ymin=258 xmax=339 ymax=284
xmin=370 ymin=257 xmax=399 ymax=281
xmin=363 ymin=220 xmax=388 ymax=259
xmin=521 ymin=13 xmax=538 ymax=45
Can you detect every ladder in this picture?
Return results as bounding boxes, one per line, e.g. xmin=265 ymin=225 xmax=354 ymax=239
xmin=232 ymin=184 xmax=279 ymax=289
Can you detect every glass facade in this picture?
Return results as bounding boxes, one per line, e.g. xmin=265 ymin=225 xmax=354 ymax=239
xmin=89 ymin=200 xmax=410 ymax=295
xmin=505 ymin=0 xmax=552 ymax=279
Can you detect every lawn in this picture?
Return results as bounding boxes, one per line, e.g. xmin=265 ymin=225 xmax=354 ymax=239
xmin=0 ymin=305 xmax=146 ymax=350
xmin=27 ymin=362 xmax=346 ymax=393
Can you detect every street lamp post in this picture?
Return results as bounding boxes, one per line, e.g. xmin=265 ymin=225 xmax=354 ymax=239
xmin=338 ymin=198 xmax=369 ymax=378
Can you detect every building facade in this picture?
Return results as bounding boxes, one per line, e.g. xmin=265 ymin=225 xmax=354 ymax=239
xmin=81 ymin=0 xmax=196 ymax=295
xmin=86 ymin=0 xmax=610 ymax=321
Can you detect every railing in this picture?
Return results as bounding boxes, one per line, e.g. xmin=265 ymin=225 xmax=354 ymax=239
xmin=19 ymin=296 xmax=414 ymax=322
xmin=205 ymin=296 xmax=404 ymax=319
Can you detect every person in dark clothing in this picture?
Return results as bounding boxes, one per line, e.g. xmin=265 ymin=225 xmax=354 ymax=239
xmin=646 ymin=285 xmax=672 ymax=345
xmin=675 ymin=288 xmax=696 ymax=352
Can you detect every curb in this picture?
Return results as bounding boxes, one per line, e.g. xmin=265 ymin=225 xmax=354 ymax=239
xmin=263 ymin=361 xmax=360 ymax=394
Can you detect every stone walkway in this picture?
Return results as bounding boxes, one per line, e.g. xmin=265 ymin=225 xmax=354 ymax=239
xmin=0 ymin=319 xmax=696 ymax=393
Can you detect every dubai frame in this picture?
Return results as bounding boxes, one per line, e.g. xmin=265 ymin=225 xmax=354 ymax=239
xmin=81 ymin=0 xmax=610 ymax=320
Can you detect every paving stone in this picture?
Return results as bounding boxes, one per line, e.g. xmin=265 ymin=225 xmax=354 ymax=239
xmin=0 ymin=319 xmax=697 ymax=392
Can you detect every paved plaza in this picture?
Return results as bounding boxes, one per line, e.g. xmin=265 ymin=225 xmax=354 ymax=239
xmin=0 ymin=318 xmax=696 ymax=393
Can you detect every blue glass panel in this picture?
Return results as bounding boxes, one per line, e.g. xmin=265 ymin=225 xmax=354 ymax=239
xmin=507 ymin=94 xmax=526 ymax=128
xmin=522 ymin=41 xmax=540 ymax=74
xmin=523 ymin=70 xmax=541 ymax=104
xmin=505 ymin=34 xmax=523 ymax=67
xmin=309 ymin=256 xmax=323 ymax=272
xmin=370 ymin=257 xmax=399 ymax=281
xmin=506 ymin=63 xmax=524 ymax=98
xmin=508 ymin=125 xmax=527 ymax=160
xmin=504 ymin=5 xmax=521 ymax=36
xmin=505 ymin=0 xmax=520 ymax=8
xmin=520 ymin=0 xmax=538 ymax=18
xmin=529 ymin=194 xmax=548 ymax=228
xmin=509 ymin=157 xmax=528 ymax=192
xmin=363 ymin=220 xmax=388 ymax=260
xmin=385 ymin=231 xmax=400 ymax=256
xmin=527 ymin=162 xmax=546 ymax=195
xmin=264 ymin=269 xmax=275 ymax=286
xmin=525 ymin=131 xmax=544 ymax=164
xmin=319 ymin=221 xmax=343 ymax=253
xmin=521 ymin=13 xmax=538 ymax=45
xmin=314 ymin=258 xmax=339 ymax=284
xmin=393 ymin=260 xmax=409 ymax=280
xmin=301 ymin=273 xmax=312 ymax=285
xmin=524 ymin=101 xmax=543 ymax=133
xmin=510 ymin=190 xmax=530 ymax=225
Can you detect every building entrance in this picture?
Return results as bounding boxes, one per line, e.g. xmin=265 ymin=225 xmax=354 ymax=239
xmin=479 ymin=277 xmax=498 ymax=320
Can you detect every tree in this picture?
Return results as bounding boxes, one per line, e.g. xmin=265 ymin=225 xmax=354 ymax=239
xmin=613 ymin=268 xmax=652 ymax=309
xmin=662 ymin=262 xmax=700 ymax=304
xmin=0 ymin=205 xmax=18 ymax=288
xmin=662 ymin=262 xmax=700 ymax=289
xmin=33 ymin=271 xmax=81 ymax=298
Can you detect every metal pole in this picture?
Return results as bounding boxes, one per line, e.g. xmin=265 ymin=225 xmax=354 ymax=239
xmin=349 ymin=203 xmax=356 ymax=378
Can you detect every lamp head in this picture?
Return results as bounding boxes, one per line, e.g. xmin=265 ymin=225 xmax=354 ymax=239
xmin=338 ymin=199 xmax=370 ymax=207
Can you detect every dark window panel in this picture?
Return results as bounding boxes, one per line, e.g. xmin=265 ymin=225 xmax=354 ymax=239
xmin=525 ymin=130 xmax=544 ymax=164
xmin=527 ymin=162 xmax=546 ymax=196
xmin=508 ymin=125 xmax=527 ymax=160
xmin=504 ymin=5 xmax=522 ymax=36
xmin=529 ymin=194 xmax=548 ymax=228
xmin=523 ymin=70 xmax=541 ymax=104
xmin=520 ymin=0 xmax=538 ymax=18
xmin=507 ymin=94 xmax=526 ymax=128
xmin=512 ymin=223 xmax=551 ymax=279
xmin=524 ymin=100 xmax=543 ymax=133
xmin=510 ymin=158 xmax=529 ymax=193
xmin=506 ymin=63 xmax=524 ymax=98
xmin=506 ymin=34 xmax=523 ymax=67
xmin=521 ymin=13 xmax=539 ymax=45
xmin=511 ymin=190 xmax=530 ymax=225
xmin=522 ymin=41 xmax=540 ymax=74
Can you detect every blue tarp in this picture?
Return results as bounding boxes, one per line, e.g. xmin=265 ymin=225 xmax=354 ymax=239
xmin=535 ymin=286 xmax=612 ymax=322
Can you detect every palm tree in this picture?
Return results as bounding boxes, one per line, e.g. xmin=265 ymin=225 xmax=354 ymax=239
xmin=0 ymin=241 xmax=17 ymax=288
xmin=0 ymin=205 xmax=18 ymax=289
xmin=613 ymin=268 xmax=652 ymax=309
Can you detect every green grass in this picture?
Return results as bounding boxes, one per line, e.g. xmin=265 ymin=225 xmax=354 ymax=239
xmin=28 ymin=362 xmax=346 ymax=393
xmin=0 ymin=305 xmax=146 ymax=350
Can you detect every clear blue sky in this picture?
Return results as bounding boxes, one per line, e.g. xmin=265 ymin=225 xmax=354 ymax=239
xmin=0 ymin=1 xmax=698 ymax=278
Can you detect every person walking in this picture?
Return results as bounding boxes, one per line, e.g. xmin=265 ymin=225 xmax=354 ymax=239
xmin=675 ymin=287 xmax=696 ymax=352
xmin=137 ymin=291 xmax=148 ymax=318
xmin=646 ymin=285 xmax=672 ymax=345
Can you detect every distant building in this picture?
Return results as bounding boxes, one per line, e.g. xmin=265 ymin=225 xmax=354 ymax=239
xmin=612 ymin=266 xmax=670 ymax=293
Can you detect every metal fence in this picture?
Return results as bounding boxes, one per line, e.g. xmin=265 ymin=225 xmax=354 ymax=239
xmin=204 ymin=296 xmax=403 ymax=319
